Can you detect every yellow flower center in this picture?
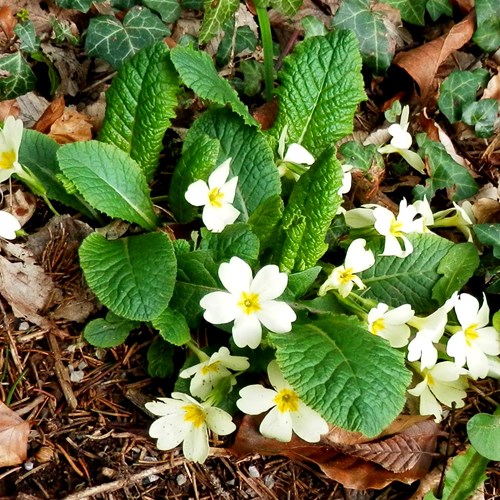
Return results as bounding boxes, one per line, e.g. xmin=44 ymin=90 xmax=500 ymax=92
xmin=425 ymin=372 xmax=434 ymax=386
xmin=201 ymin=361 xmax=220 ymax=375
xmin=274 ymin=388 xmax=299 ymax=413
xmin=237 ymin=291 xmax=261 ymax=315
xmin=0 ymin=150 xmax=16 ymax=170
xmin=182 ymin=404 xmax=206 ymax=428
xmin=339 ymin=267 xmax=355 ymax=285
xmin=371 ymin=318 xmax=385 ymax=335
xmin=208 ymin=187 xmax=224 ymax=208
xmin=390 ymin=219 xmax=404 ymax=237
xmin=464 ymin=324 xmax=479 ymax=346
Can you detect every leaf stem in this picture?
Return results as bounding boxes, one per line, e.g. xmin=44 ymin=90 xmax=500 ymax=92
xmin=255 ymin=5 xmax=274 ymax=102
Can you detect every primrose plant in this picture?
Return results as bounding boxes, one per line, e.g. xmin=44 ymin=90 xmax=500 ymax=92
xmin=5 ymin=28 xmax=499 ymax=468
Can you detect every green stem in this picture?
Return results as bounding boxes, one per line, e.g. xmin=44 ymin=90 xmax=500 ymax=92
xmin=256 ymin=5 xmax=274 ymax=102
xmin=186 ymin=340 xmax=209 ymax=362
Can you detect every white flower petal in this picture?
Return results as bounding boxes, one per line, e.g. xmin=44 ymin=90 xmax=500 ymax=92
xmin=232 ymin=314 xmax=262 ymax=349
xmin=219 ymin=175 xmax=238 ymax=203
xmin=465 ymin=347 xmax=489 ymax=379
xmin=430 ymin=361 xmax=461 ymax=382
xmin=183 ymin=424 xmax=209 ymax=463
xmin=208 ymin=159 xmax=231 ymax=188
xmin=260 ymin=407 xmax=293 ymax=442
xmin=418 ymin=387 xmax=443 ymax=422
xmin=267 ymin=360 xmax=289 ymax=391
xmin=446 ymin=332 xmax=467 ymax=368
xmin=398 ymin=149 xmax=425 ymax=174
xmin=202 ymin=202 xmax=240 ymax=232
xmin=237 ymin=385 xmax=277 ymax=414
xmin=0 ymin=211 xmax=21 ymax=240
xmin=205 ymin=406 xmax=236 ymax=435
xmin=185 ymin=180 xmax=210 ymax=206
xmin=381 ymin=234 xmax=405 ymax=257
xmin=283 ymin=143 xmax=315 ymax=165
xmin=476 ymin=294 xmax=491 ymax=329
xmin=146 ymin=398 xmax=186 ymax=416
xmin=290 ymin=402 xmax=329 ymax=442
xmin=389 ymin=124 xmax=412 ymax=149
xmin=344 ymin=208 xmax=376 ymax=228
xmin=218 ymin=256 xmax=253 ymax=294
xmin=251 ymin=264 xmax=288 ymax=301
xmin=201 ymin=291 xmax=238 ymax=324
xmin=149 ymin=414 xmax=187 ymax=450
xmin=345 ymin=238 xmax=375 ymax=272
xmin=257 ymin=300 xmax=296 ymax=334
xmin=455 ymin=293 xmax=480 ymax=329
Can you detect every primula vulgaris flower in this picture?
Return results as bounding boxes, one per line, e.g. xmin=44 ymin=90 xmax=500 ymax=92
xmin=407 ymin=361 xmax=468 ymax=422
xmin=318 ymin=238 xmax=375 ymax=298
xmin=200 ymin=257 xmax=296 ymax=349
xmin=407 ymin=294 xmax=457 ymax=370
xmin=146 ymin=392 xmax=235 ymax=463
xmin=446 ymin=293 xmax=500 ymax=379
xmin=184 ymin=159 xmax=240 ymax=233
xmin=0 ymin=116 xmax=23 ymax=183
xmin=236 ymin=361 xmax=329 ymax=442
xmin=433 ymin=202 xmax=475 ymax=242
xmin=180 ymin=347 xmax=250 ymax=400
xmin=412 ymin=197 xmax=434 ymax=229
xmin=367 ymin=303 xmax=414 ymax=348
xmin=0 ymin=210 xmax=21 ymax=240
xmin=378 ymin=105 xmax=425 ymax=174
xmin=277 ymin=125 xmax=314 ymax=180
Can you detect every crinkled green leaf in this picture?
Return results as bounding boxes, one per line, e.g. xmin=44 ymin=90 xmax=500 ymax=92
xmin=332 ymin=0 xmax=393 ymax=74
xmin=57 ymin=141 xmax=158 ymax=230
xmin=148 ymin=337 xmax=175 ymax=378
xmin=169 ymin=135 xmax=220 ymax=223
xmin=270 ymin=315 xmax=411 ymax=437
xmin=361 ymin=233 xmax=461 ymax=314
xmin=84 ymin=312 xmax=140 ymax=348
xmin=184 ymin=109 xmax=281 ymax=220
xmin=269 ymin=0 xmax=302 ymax=16
xmin=414 ymin=134 xmax=477 ymax=201
xmin=199 ymin=0 xmax=239 ymax=44
xmin=462 ymin=99 xmax=499 ymax=138
xmin=200 ymin=223 xmax=260 ymax=265
xmin=151 ymin=308 xmax=191 ymax=345
xmin=14 ymin=21 xmax=40 ymax=53
xmin=142 ymin=0 xmax=180 ymax=23
xmin=382 ymin=0 xmax=426 ymax=25
xmin=217 ymin=24 xmax=258 ymax=66
xmin=467 ymin=412 xmax=500 ymax=461
xmin=426 ymin=0 xmax=452 ymax=21
xmin=0 ymin=52 xmax=36 ymax=100
xmin=99 ymin=42 xmax=179 ymax=182
xmin=247 ymin=194 xmax=284 ymax=247
xmin=278 ymin=149 xmax=343 ymax=272
xmin=339 ymin=141 xmax=383 ymax=171
xmin=438 ymin=69 xmax=489 ymax=123
xmin=18 ymin=130 xmax=94 ymax=218
xmin=473 ymin=0 xmax=500 ymax=52
xmin=474 ymin=223 xmax=500 ymax=259
xmin=171 ymin=45 xmax=256 ymax=127
xmin=85 ymin=6 xmax=170 ymax=69
xmin=270 ymin=30 xmax=366 ymax=156
xmin=432 ymin=243 xmax=479 ymax=304
xmin=79 ymin=232 xmax=176 ymax=321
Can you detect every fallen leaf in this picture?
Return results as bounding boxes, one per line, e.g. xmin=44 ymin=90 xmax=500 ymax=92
xmin=34 ymin=96 xmax=65 ymax=134
xmin=483 ymin=71 xmax=500 ymax=103
xmin=394 ymin=13 xmax=475 ymax=101
xmin=0 ymin=99 xmax=19 ymax=121
xmin=3 ymin=189 xmax=37 ymax=226
xmin=16 ymin=92 xmax=50 ymax=128
xmin=0 ymin=401 xmax=30 ymax=467
xmin=48 ymin=107 xmax=93 ymax=144
xmin=252 ymin=100 xmax=278 ymax=130
xmin=0 ymin=5 xmax=16 ymax=41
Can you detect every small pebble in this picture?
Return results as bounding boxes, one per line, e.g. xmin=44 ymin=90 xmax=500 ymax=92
xmin=264 ymin=475 xmax=275 ymax=489
xmin=248 ymin=465 xmax=260 ymax=478
xmin=176 ymin=473 xmax=187 ymax=486
xmin=24 ymin=461 xmax=34 ymax=471
xmin=19 ymin=322 xmax=30 ymax=331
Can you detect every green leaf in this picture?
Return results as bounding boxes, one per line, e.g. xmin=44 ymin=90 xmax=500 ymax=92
xmin=438 ymin=69 xmax=489 ymax=123
xmin=238 ymin=60 xmax=264 ymax=97
xmin=462 ymin=99 xmax=499 ymax=138
xmin=217 ymin=25 xmax=258 ymax=67
xmin=382 ymin=0 xmax=426 ymax=25
xmin=301 ymin=15 xmax=328 ymax=38
xmin=171 ymin=45 xmax=256 ymax=127
xmin=148 ymin=337 xmax=175 ymax=378
xmin=473 ymin=0 xmax=500 ymax=52
xmin=278 ymin=149 xmax=343 ymax=272
xmin=474 ymin=223 xmax=500 ymax=259
xmin=18 ymin=130 xmax=94 ymax=217
xmin=283 ymin=266 xmax=322 ymax=300
xmin=414 ymin=134 xmax=477 ymax=202
xmin=270 ymin=30 xmax=366 ymax=157
xmin=441 ymin=446 xmax=489 ymax=500
xmin=270 ymin=315 xmax=411 ymax=437
xmin=151 ymin=308 xmax=191 ymax=345
xmin=85 ymin=6 xmax=170 ymax=69
xmin=170 ymin=250 xmax=220 ymax=328
xmin=426 ymin=0 xmax=452 ymax=21
xmin=200 ymin=223 xmax=260 ymax=265
xmin=269 ymin=0 xmax=302 ymax=16
xmin=14 ymin=21 xmax=40 ymax=53
xmin=432 ymin=243 xmax=479 ymax=304
xmin=247 ymin=194 xmax=284 ymax=247
xmin=361 ymin=233 xmax=459 ymax=314
xmin=0 ymin=52 xmax=36 ymax=100
xmin=332 ymin=0 xmax=393 ymax=73
xmin=142 ymin=0 xmax=181 ymax=23
xmin=339 ymin=141 xmax=383 ymax=171
xmin=55 ymin=0 xmax=104 ymax=12
xmin=84 ymin=312 xmax=140 ymax=347
xmin=99 ymin=42 xmax=179 ymax=182
xmin=57 ymin=141 xmax=158 ymax=230
xmin=79 ymin=232 xmax=177 ymax=321
xmin=467 ymin=412 xmax=500 ymax=461
xmin=184 ymin=109 xmax=281 ymax=219
xmin=169 ymin=135 xmax=220 ymax=223
xmin=199 ymin=0 xmax=239 ymax=44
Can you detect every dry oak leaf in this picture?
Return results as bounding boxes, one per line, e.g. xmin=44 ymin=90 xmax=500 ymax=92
xmin=48 ymin=107 xmax=93 ymax=144
xmin=0 ymin=401 xmax=30 ymax=467
xmin=394 ymin=12 xmax=475 ymax=101
xmin=34 ymin=96 xmax=65 ymax=134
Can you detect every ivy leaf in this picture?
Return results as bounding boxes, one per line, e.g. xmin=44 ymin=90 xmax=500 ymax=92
xmin=301 ymin=16 xmax=328 ymax=38
xmin=99 ymin=42 xmax=179 ymax=182
xmin=84 ymin=312 xmax=140 ymax=348
xmin=473 ymin=0 xmax=500 ymax=52
xmin=142 ymin=0 xmax=181 ymax=23
xmin=151 ymin=308 xmax=191 ymax=345
xmin=474 ymin=224 xmax=500 ymax=259
xmin=270 ymin=315 xmax=411 ymax=437
xmin=199 ymin=0 xmax=239 ymax=44
xmin=171 ymin=45 xmax=256 ymax=127
xmin=0 ymin=52 xmax=36 ymax=100
xmin=382 ymin=0 xmax=426 ymax=25
xmin=57 ymin=141 xmax=158 ymax=230
xmin=414 ymin=134 xmax=477 ymax=202
xmin=85 ymin=6 xmax=170 ymax=69
xmin=269 ymin=0 xmax=302 ymax=16
xmin=14 ymin=22 xmax=40 ymax=53
xmin=217 ymin=25 xmax=258 ymax=66
xmin=270 ymin=30 xmax=366 ymax=156
xmin=425 ymin=0 xmax=452 ymax=21
xmin=79 ymin=232 xmax=177 ymax=321
xmin=462 ymin=99 xmax=499 ymax=138
xmin=55 ymin=0 xmax=105 ymax=12
xmin=183 ymin=109 xmax=281 ymax=220
xmin=339 ymin=141 xmax=383 ymax=171
xmin=332 ymin=0 xmax=393 ymax=74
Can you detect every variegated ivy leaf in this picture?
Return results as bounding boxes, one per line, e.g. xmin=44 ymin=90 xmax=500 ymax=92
xmin=0 ymin=52 xmax=36 ymax=100
xmin=199 ymin=0 xmax=239 ymax=44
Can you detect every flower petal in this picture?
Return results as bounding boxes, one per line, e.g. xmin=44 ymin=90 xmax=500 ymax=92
xmin=283 ymin=143 xmax=315 ymax=165
xmin=267 ymin=360 xmax=289 ymax=391
xmin=345 ymin=238 xmax=375 ymax=272
xmin=200 ymin=291 xmax=238 ymax=324
xmin=0 ymin=211 xmax=21 ymax=240
xmin=232 ymin=314 xmax=262 ymax=349
xmin=149 ymin=414 xmax=187 ymax=450
xmin=257 ymin=300 xmax=296 ymax=333
xmin=208 ymin=159 xmax=231 ymax=188
xmin=219 ymin=256 xmax=253 ymax=294
xmin=237 ymin=385 xmax=277 ymax=414
xmin=455 ymin=293 xmax=480 ymax=329
xmin=202 ymin=202 xmax=240 ymax=232
xmin=185 ymin=180 xmax=209 ymax=206
xmin=183 ymin=424 xmax=209 ymax=463
xmin=251 ymin=264 xmax=288 ymax=301
xmin=219 ymin=175 xmax=238 ymax=203
xmin=206 ymin=406 xmax=236 ymax=435
xmin=259 ymin=407 xmax=293 ymax=442
xmin=290 ymin=402 xmax=329 ymax=442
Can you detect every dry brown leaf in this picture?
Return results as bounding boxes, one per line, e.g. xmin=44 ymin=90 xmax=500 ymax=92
xmin=452 ymin=0 xmax=474 ymax=14
xmin=0 ymin=401 xmax=30 ymax=467
xmin=34 ymin=96 xmax=66 ymax=134
xmin=252 ymin=100 xmax=278 ymax=130
xmin=48 ymin=108 xmax=93 ymax=144
xmin=3 ymin=189 xmax=37 ymax=226
xmin=394 ymin=13 xmax=475 ymax=101
xmin=16 ymin=92 xmax=50 ymax=128
xmin=0 ymin=99 xmax=19 ymax=121
xmin=483 ymin=71 xmax=500 ymax=103
xmin=0 ymin=5 xmax=16 ymax=40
